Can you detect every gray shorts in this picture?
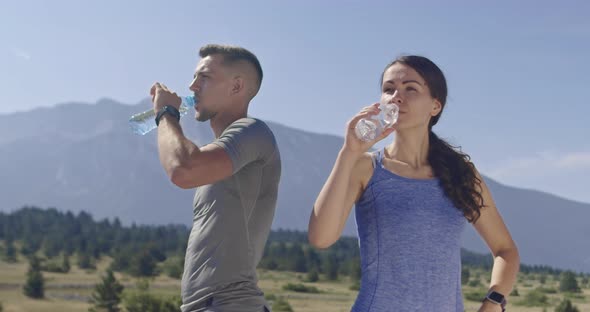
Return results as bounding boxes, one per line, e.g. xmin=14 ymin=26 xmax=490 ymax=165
xmin=190 ymin=295 xmax=271 ymax=312
xmin=183 ymin=281 xmax=271 ymax=312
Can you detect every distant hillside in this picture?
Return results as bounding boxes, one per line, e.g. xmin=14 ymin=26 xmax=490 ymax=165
xmin=1 ymin=98 xmax=589 ymax=272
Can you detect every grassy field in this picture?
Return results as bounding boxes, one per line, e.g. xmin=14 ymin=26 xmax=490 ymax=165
xmin=0 ymin=257 xmax=588 ymax=312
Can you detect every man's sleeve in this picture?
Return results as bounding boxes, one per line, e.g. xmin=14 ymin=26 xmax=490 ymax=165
xmin=212 ymin=118 xmax=276 ymax=174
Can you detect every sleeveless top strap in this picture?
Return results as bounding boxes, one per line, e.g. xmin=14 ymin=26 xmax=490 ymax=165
xmin=370 ymin=150 xmax=380 ymax=169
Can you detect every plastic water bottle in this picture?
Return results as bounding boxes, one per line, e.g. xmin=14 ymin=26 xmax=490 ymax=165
xmin=129 ymin=95 xmax=197 ymax=135
xmin=355 ymin=102 xmax=399 ymax=142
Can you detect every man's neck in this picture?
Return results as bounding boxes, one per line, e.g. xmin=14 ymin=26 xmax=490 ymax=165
xmin=210 ymin=110 xmax=248 ymax=138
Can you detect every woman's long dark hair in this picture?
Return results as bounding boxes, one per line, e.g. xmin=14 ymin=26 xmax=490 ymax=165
xmin=382 ymin=56 xmax=484 ymax=223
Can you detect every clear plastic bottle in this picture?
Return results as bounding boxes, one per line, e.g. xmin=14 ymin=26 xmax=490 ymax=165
xmin=354 ymin=101 xmax=399 ymax=142
xmin=129 ymin=95 xmax=196 ymax=135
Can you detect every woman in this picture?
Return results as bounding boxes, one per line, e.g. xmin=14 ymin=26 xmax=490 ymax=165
xmin=308 ymin=55 xmax=519 ymax=312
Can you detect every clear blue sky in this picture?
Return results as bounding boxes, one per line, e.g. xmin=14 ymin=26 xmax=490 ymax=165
xmin=2 ymin=0 xmax=589 ymax=204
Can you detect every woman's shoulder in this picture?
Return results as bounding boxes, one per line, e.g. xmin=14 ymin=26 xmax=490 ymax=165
xmin=355 ymin=151 xmax=377 ymax=169
xmin=354 ymin=151 xmax=378 ymax=189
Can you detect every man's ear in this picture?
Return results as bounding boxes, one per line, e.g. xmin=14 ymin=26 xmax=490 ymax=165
xmin=231 ymin=76 xmax=244 ymax=95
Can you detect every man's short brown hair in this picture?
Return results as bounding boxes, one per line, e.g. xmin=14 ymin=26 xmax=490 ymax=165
xmin=199 ymin=44 xmax=263 ymax=90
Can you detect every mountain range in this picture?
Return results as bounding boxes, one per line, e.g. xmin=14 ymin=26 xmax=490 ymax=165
xmin=1 ymin=98 xmax=588 ymax=272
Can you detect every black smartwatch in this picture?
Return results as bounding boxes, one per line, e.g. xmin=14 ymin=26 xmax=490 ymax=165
xmin=155 ymin=105 xmax=181 ymax=126
xmin=484 ymin=290 xmax=506 ymax=311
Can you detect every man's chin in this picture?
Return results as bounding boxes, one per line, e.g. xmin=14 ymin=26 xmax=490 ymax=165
xmin=195 ymin=112 xmax=212 ymax=122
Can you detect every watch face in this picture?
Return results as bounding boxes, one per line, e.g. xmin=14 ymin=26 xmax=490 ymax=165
xmin=488 ymin=291 xmax=504 ymax=303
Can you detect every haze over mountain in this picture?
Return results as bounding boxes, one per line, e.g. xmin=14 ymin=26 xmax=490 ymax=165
xmin=1 ymin=99 xmax=588 ymax=273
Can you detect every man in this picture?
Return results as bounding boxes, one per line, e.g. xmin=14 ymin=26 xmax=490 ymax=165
xmin=150 ymin=44 xmax=281 ymax=312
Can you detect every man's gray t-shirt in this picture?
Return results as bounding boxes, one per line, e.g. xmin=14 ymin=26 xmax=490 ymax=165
xmin=181 ymin=118 xmax=281 ymax=311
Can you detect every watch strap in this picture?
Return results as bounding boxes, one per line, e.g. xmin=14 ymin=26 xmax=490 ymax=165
xmin=155 ymin=105 xmax=181 ymax=126
xmin=484 ymin=290 xmax=507 ymax=311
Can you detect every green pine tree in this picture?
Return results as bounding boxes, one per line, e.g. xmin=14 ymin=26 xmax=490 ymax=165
xmin=89 ymin=269 xmax=124 ymax=312
xmin=78 ymin=251 xmax=96 ymax=270
xmin=350 ymin=257 xmax=361 ymax=283
xmin=23 ymin=256 xmax=44 ymax=299
xmin=129 ymin=249 xmax=157 ymax=277
xmin=62 ymin=254 xmax=71 ymax=273
xmin=3 ymin=239 xmax=17 ymax=262
xmin=555 ymin=298 xmax=580 ymax=312
xmin=539 ymin=273 xmax=547 ymax=284
xmin=559 ymin=271 xmax=581 ymax=293
xmin=272 ymin=297 xmax=294 ymax=312
xmin=306 ymin=269 xmax=319 ymax=283
xmin=324 ymin=252 xmax=339 ymax=281
xmin=461 ymin=268 xmax=470 ymax=285
xmin=123 ymin=279 xmax=160 ymax=312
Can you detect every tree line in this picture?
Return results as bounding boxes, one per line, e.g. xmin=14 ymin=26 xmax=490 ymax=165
xmin=1 ymin=206 xmax=585 ymax=280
